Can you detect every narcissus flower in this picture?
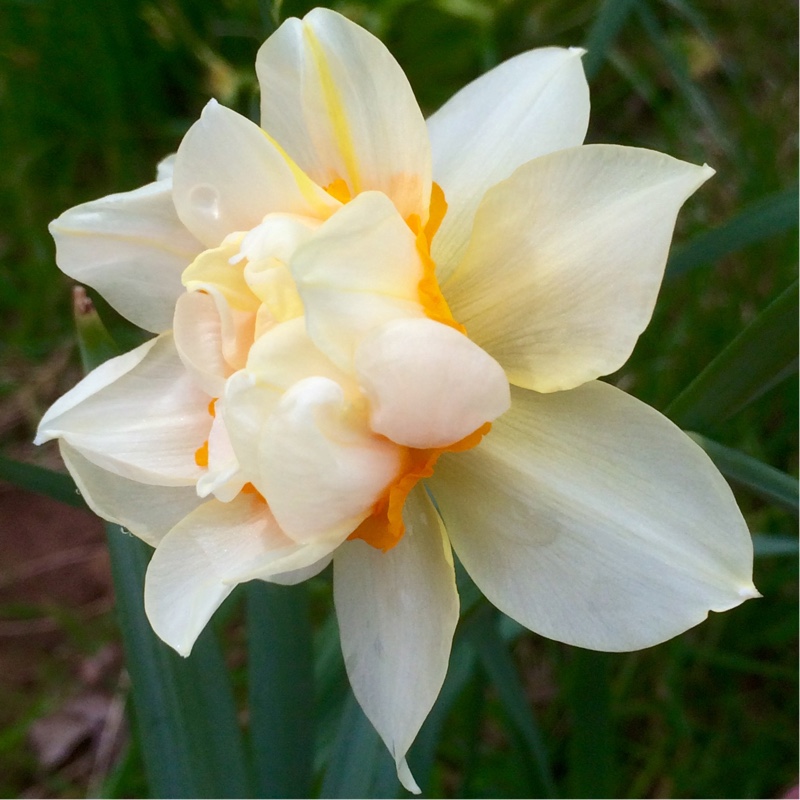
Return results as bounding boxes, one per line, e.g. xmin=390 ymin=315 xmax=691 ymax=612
xmin=36 ymin=8 xmax=757 ymax=792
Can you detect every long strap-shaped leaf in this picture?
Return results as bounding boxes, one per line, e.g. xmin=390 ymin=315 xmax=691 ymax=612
xmin=106 ymin=524 xmax=251 ymax=798
xmin=247 ymin=581 xmax=315 ymax=798
xmin=0 ymin=456 xmax=85 ymax=509
xmin=320 ymin=689 xmax=401 ymax=799
xmin=564 ymin=649 xmax=617 ymax=799
xmin=463 ymin=605 xmax=559 ymax=798
xmin=667 ymin=188 xmax=799 ymax=279
xmin=688 ymin=433 xmax=798 ymax=515
xmin=582 ymin=0 xmax=640 ymax=81
xmin=667 ymin=280 xmax=799 ymax=431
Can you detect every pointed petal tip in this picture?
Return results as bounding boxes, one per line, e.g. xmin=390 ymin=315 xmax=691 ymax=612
xmin=176 ymin=642 xmax=193 ymax=658
xmin=739 ymin=583 xmax=762 ymax=600
xmin=569 ymin=46 xmax=588 ymax=57
xmin=396 ymin=757 xmax=421 ymax=795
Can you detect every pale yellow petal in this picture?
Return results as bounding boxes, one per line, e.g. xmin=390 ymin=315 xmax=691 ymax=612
xmin=429 ymin=382 xmax=757 ymax=651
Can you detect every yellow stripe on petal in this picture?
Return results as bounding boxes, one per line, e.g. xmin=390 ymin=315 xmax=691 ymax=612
xmin=304 ymin=24 xmax=362 ymax=195
xmin=261 ymin=128 xmax=341 ymax=218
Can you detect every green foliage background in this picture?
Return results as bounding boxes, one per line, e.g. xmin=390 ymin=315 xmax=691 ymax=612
xmin=0 ymin=0 xmax=796 ymax=797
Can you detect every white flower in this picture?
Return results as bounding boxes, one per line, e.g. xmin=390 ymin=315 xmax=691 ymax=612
xmin=35 ymin=8 xmax=757 ymax=792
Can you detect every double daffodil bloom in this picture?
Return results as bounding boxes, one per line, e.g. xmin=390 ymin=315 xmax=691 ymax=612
xmin=36 ymin=8 xmax=756 ymax=792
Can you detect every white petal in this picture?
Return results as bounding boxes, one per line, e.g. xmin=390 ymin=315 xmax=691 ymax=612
xmin=334 ymin=487 xmax=458 ymax=794
xmin=240 ymin=214 xmax=319 ymax=325
xmin=428 ymin=47 xmax=589 ymax=279
xmin=60 ymin=441 xmax=203 ymax=547
xmin=244 ymin=316 xmax=352 ymax=391
xmin=223 ymin=318 xmax=353 ymax=481
xmin=156 ymin=154 xmax=176 ymax=180
xmin=173 ymin=291 xmax=231 ymax=397
xmin=355 ymin=318 xmax=510 ymax=448
xmin=268 ymin=552 xmax=333 ymax=586
xmin=172 ymin=100 xmax=337 ymax=247
xmin=49 ymin=179 xmax=203 ymax=332
xmin=444 ymin=145 xmax=715 ymax=392
xmin=291 ymin=191 xmax=425 ymax=370
xmin=257 ymin=376 xmax=403 ymax=543
xmin=196 ymin=410 xmax=246 ymax=502
xmin=256 ymin=8 xmax=431 ymax=221
xmin=429 ymin=381 xmax=757 ymax=651
xmin=144 ymin=494 xmax=297 ymax=656
xmin=37 ymin=337 xmax=159 ymax=442
xmin=239 ymin=212 xmax=319 ymax=265
xmin=36 ymin=334 xmax=211 ymax=486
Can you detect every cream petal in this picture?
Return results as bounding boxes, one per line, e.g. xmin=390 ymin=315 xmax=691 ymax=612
xmin=240 ymin=214 xmax=318 ymax=324
xmin=428 ymin=47 xmax=589 ymax=279
xmin=49 ymin=178 xmax=203 ymax=333
xmin=221 ymin=370 xmax=273 ymax=483
xmin=429 ymin=382 xmax=757 ymax=651
xmin=60 ymin=441 xmax=203 ymax=547
xmin=223 ymin=319 xmax=353 ymax=483
xmin=156 ymin=154 xmax=176 ymax=180
xmin=36 ymin=334 xmax=211 ymax=486
xmin=444 ymin=145 xmax=715 ymax=392
xmin=172 ymin=100 xmax=337 ymax=247
xmin=355 ymin=318 xmax=510 ymax=448
xmin=244 ymin=316 xmax=352 ymax=391
xmin=173 ymin=291 xmax=231 ymax=398
xmin=36 ymin=337 xmax=159 ymax=442
xmin=239 ymin=212 xmax=319 ymax=264
xmin=181 ymin=236 xmax=259 ymax=313
xmin=256 ymin=8 xmax=431 ymax=221
xmin=268 ymin=552 xmax=333 ymax=586
xmin=333 ymin=487 xmax=459 ymax=794
xmin=257 ymin=376 xmax=403 ymax=543
xmin=290 ymin=191 xmax=425 ymax=370
xmin=144 ymin=494 xmax=298 ymax=656
xmin=196 ymin=411 xmax=246 ymax=502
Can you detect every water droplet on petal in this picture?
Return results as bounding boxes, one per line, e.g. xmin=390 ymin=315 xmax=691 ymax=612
xmin=190 ymin=184 xmax=221 ymax=222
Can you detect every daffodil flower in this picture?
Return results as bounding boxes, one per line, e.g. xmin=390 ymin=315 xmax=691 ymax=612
xmin=36 ymin=8 xmax=757 ymax=792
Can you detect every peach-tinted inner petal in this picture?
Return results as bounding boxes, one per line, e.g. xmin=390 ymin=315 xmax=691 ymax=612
xmin=349 ymin=421 xmax=491 ymax=552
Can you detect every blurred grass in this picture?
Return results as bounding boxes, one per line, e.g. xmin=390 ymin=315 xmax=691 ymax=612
xmin=0 ymin=0 xmax=796 ymax=797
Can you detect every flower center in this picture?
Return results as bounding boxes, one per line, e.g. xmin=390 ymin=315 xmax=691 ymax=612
xmin=345 ymin=182 xmax=488 ymax=552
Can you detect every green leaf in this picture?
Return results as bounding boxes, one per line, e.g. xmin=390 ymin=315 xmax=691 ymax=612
xmin=687 ymin=433 xmax=798 ymax=514
xmin=247 ymin=581 xmax=315 ymax=798
xmin=564 ymin=649 xmax=617 ymax=799
xmin=667 ymin=280 xmax=799 ymax=431
xmin=582 ymin=0 xmax=640 ymax=81
xmin=313 ymin=609 xmax=351 ymax=774
xmin=105 ymin=524 xmax=251 ymax=798
xmin=751 ymin=533 xmax=799 ymax=558
xmin=667 ymin=188 xmax=799 ymax=279
xmin=407 ymin=627 xmax=479 ymax=792
xmin=320 ymin=689 xmax=401 ymax=799
xmin=0 ymin=456 xmax=85 ymax=509
xmin=636 ymin=2 xmax=733 ymax=155
xmin=463 ymin=606 xmax=558 ymax=798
